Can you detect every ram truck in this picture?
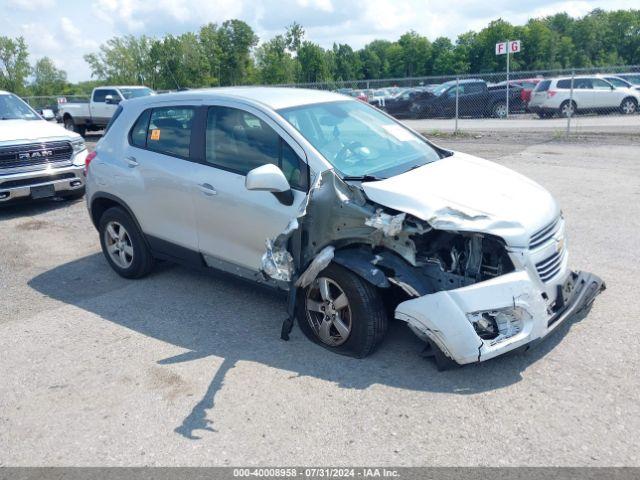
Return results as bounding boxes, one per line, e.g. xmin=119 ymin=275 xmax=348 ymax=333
xmin=1 ymin=90 xmax=87 ymax=203
xmin=410 ymin=79 xmax=525 ymax=118
xmin=59 ymin=86 xmax=154 ymax=136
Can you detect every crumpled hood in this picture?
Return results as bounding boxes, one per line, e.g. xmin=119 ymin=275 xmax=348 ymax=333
xmin=0 ymin=119 xmax=80 ymax=143
xmin=361 ymin=151 xmax=560 ymax=247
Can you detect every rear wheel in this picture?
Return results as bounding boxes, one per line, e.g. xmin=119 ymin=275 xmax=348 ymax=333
xmin=559 ymin=100 xmax=576 ymax=118
xmin=63 ymin=116 xmax=86 ymax=136
xmin=98 ymin=207 xmax=154 ymax=279
xmin=296 ymin=263 xmax=387 ymax=358
xmin=620 ymin=97 xmax=637 ymax=115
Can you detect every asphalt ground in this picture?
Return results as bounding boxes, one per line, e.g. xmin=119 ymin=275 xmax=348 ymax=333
xmin=1 ymin=129 xmax=639 ymax=466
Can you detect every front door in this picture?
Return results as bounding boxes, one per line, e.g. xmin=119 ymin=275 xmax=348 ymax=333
xmin=91 ymin=88 xmax=120 ymax=124
xmin=192 ymin=104 xmax=308 ymax=272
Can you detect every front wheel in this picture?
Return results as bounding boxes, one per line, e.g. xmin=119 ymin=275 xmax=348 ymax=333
xmin=492 ymin=102 xmax=508 ymax=118
xmin=620 ymin=97 xmax=637 ymax=115
xmin=296 ymin=263 xmax=387 ymax=358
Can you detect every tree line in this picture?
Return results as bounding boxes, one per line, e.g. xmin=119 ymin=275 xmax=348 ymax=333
xmin=1 ymin=8 xmax=639 ymax=97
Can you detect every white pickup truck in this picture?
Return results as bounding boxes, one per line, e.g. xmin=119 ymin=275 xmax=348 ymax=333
xmin=59 ymin=86 xmax=154 ymax=136
xmin=1 ymin=90 xmax=88 ymax=204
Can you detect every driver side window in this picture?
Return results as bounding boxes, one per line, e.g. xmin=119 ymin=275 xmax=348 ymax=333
xmin=205 ymin=106 xmax=308 ymax=191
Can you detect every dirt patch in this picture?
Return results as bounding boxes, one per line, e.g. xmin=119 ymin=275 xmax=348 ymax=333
xmin=16 ymin=219 xmax=48 ymax=231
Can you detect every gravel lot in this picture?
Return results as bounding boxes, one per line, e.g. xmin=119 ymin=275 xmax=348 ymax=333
xmin=1 ymin=130 xmax=639 ymax=466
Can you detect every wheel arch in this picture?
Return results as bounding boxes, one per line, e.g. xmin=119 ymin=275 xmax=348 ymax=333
xmin=89 ymin=192 xmax=144 ymax=235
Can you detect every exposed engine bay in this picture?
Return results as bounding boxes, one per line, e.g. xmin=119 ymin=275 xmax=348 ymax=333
xmin=260 ymin=168 xmax=517 ymax=341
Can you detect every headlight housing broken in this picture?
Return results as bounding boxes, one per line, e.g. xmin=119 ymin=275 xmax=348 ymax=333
xmin=467 ymin=306 xmax=531 ymax=343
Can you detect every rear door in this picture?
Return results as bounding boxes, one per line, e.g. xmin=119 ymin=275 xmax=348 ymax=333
xmin=91 ymin=88 xmax=120 ymax=124
xmin=191 ymin=103 xmax=308 ymax=272
xmin=572 ymin=78 xmax=594 ymax=108
xmin=124 ymin=105 xmax=200 ymax=253
xmin=590 ymin=78 xmax=617 ymax=109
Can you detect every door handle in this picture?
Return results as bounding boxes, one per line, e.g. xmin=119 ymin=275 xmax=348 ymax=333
xmin=199 ymin=183 xmax=217 ymax=196
xmin=126 ymin=156 xmax=138 ymax=168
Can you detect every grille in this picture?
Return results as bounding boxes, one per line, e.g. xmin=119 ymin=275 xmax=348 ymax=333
xmin=535 ymin=250 xmax=565 ymax=282
xmin=529 ymin=216 xmax=561 ymax=249
xmin=0 ymin=141 xmax=73 ymax=171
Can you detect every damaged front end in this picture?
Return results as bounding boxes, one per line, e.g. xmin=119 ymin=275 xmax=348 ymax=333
xmin=261 ymin=169 xmax=605 ymax=366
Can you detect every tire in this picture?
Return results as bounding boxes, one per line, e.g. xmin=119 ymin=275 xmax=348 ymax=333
xmin=98 ymin=206 xmax=154 ymax=279
xmin=59 ymin=187 xmax=85 ymax=201
xmin=559 ymin=100 xmax=576 ymax=118
xmin=491 ymin=102 xmax=508 ymax=118
xmin=620 ymin=97 xmax=637 ymax=115
xmin=63 ymin=116 xmax=86 ymax=136
xmin=296 ymin=263 xmax=387 ymax=358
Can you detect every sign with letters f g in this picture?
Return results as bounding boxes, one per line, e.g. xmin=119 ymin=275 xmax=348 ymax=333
xmin=496 ymin=40 xmax=521 ymax=55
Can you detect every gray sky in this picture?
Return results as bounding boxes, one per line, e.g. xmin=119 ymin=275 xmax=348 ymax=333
xmin=2 ymin=0 xmax=637 ymax=82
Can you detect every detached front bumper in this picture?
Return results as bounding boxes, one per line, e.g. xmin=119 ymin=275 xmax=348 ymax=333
xmin=395 ymin=269 xmax=605 ymax=365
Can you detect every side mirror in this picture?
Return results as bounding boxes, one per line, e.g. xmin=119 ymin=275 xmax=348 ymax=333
xmin=105 ymin=95 xmax=120 ymax=105
xmin=41 ymin=109 xmax=55 ymax=120
xmin=245 ymin=164 xmax=293 ymax=205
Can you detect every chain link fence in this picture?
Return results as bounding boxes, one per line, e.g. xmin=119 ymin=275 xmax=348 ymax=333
xmin=20 ymin=65 xmax=640 ymax=137
xmin=277 ymin=64 xmax=640 ymax=138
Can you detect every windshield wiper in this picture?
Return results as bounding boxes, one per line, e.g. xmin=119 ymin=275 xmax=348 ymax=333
xmin=341 ymin=174 xmax=386 ymax=182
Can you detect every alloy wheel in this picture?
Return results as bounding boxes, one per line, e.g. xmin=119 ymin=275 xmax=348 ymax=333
xmin=561 ymin=102 xmax=575 ymax=117
xmin=494 ymin=103 xmax=508 ymax=118
xmin=305 ymin=277 xmax=352 ymax=346
xmin=104 ymin=220 xmax=134 ymax=269
xmin=621 ymin=99 xmax=636 ymax=114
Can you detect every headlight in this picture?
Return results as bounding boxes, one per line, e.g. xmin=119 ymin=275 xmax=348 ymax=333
xmin=71 ymin=138 xmax=86 ymax=154
xmin=467 ymin=306 xmax=531 ymax=344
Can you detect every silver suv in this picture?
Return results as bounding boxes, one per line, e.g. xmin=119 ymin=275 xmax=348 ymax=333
xmin=86 ymin=88 xmax=604 ymax=368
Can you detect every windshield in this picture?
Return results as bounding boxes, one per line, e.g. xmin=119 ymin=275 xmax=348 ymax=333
xmin=0 ymin=94 xmax=40 ymax=121
xmin=278 ymin=100 xmax=443 ymax=178
xmin=120 ymin=87 xmax=154 ymax=99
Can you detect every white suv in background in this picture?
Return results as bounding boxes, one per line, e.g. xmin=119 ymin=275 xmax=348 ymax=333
xmin=528 ymin=76 xmax=640 ymax=118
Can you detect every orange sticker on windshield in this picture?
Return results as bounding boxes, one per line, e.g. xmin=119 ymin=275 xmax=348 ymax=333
xmin=150 ymin=129 xmax=161 ymax=141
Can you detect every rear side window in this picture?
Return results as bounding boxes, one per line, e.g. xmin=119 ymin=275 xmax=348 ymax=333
xmin=557 ymin=79 xmax=571 ymax=89
xmin=206 ymin=106 xmax=308 ymax=190
xmin=465 ymin=83 xmax=485 ymax=94
xmin=146 ymin=107 xmax=194 ymax=158
xmin=535 ymin=80 xmax=551 ymax=92
xmin=130 ymin=109 xmax=151 ymax=148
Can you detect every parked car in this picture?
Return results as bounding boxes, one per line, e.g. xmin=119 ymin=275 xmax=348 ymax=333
xmin=528 ymin=76 xmax=640 ymax=118
xmin=59 ymin=85 xmax=154 ymax=136
xmin=85 ymin=87 xmax=604 ymax=368
xmin=410 ymin=79 xmax=525 ymax=118
xmin=595 ymin=74 xmax=640 ymax=92
xmin=0 ymin=90 xmax=88 ymax=204
xmin=492 ymin=78 xmax=541 ymax=105
xmin=613 ymin=73 xmax=640 ymax=87
xmin=379 ymin=89 xmax=433 ymax=118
